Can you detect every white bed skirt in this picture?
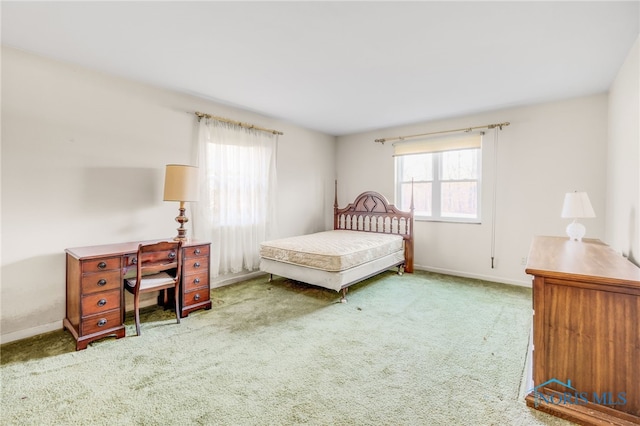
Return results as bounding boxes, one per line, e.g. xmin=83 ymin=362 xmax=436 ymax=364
xmin=259 ymin=250 xmax=405 ymax=292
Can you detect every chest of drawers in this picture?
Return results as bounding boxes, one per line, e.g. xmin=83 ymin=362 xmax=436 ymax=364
xmin=525 ymin=236 xmax=640 ymax=425
xmin=64 ymin=239 xmax=212 ymax=350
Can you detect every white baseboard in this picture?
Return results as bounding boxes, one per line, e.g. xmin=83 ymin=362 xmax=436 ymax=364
xmin=1 ymin=320 xmax=63 ymax=345
xmin=211 ymin=270 xmax=266 ymax=288
xmin=2 ymin=298 xmax=160 ymax=345
xmin=414 ymin=264 xmax=532 ymax=288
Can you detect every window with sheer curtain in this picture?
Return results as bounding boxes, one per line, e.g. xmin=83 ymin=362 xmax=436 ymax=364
xmin=395 ymin=132 xmax=482 ymax=223
xmin=194 ymin=119 xmax=277 ymax=277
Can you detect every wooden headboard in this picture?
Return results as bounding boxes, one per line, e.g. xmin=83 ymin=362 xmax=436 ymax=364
xmin=333 ymin=182 xmax=414 ymax=273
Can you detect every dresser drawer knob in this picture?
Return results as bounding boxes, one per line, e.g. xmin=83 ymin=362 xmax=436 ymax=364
xmin=97 ymin=279 xmax=107 ymax=286
xmin=97 ymin=319 xmax=107 ymax=327
xmin=194 ymin=278 xmax=200 ymax=284
xmin=194 ymin=249 xmax=201 ymax=255
xmin=194 ymin=262 xmax=201 ymax=268
xmin=168 ymin=251 xmax=176 ymax=259
xmin=98 ymin=262 xmax=107 ymax=269
xmin=194 ymin=293 xmax=201 ymax=301
xmin=97 ymin=299 xmax=107 ymax=307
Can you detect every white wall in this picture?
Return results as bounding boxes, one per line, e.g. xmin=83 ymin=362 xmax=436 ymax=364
xmin=0 ymin=47 xmax=336 ymax=342
xmin=336 ymin=94 xmax=608 ymax=286
xmin=606 ymin=36 xmax=640 ymax=265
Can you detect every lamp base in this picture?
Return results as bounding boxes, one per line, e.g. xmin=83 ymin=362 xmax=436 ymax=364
xmin=173 ymin=232 xmax=188 ymax=242
xmin=174 ymin=205 xmax=189 ymax=241
xmin=566 ymin=219 xmax=586 ymax=242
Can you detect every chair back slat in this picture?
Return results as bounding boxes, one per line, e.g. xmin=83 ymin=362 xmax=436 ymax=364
xmin=136 ymin=241 xmax=182 ymax=279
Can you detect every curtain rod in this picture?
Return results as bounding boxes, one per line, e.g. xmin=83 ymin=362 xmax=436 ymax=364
xmin=194 ymin=111 xmax=284 ymax=135
xmin=374 ymin=121 xmax=510 ymax=144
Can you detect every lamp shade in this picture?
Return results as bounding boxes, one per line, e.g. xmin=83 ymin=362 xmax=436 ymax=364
xmin=163 ymin=164 xmax=199 ymax=202
xmin=561 ymin=191 xmax=595 ymax=219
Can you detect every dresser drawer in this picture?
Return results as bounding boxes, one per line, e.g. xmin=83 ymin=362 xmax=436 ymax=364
xmin=183 ymin=270 xmax=209 ymax=292
xmin=82 ymin=289 xmax=121 ymax=316
xmin=184 ymin=257 xmax=208 ymax=275
xmin=81 ymin=257 xmax=121 ymax=273
xmin=184 ymin=288 xmax=210 ymax=306
xmin=81 ymin=309 xmax=122 ymax=336
xmin=184 ymin=245 xmax=210 ymax=259
xmin=81 ymin=270 xmax=121 ymax=295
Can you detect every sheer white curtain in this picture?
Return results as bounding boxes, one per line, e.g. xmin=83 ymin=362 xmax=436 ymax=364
xmin=194 ymin=118 xmax=277 ymax=277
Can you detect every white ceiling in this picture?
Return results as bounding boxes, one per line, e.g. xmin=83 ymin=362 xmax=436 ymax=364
xmin=2 ymin=1 xmax=639 ymax=136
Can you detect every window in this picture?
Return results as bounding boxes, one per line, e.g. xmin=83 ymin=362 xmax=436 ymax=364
xmin=395 ymin=133 xmax=482 ymax=222
xmin=206 ymin=143 xmax=272 ymax=227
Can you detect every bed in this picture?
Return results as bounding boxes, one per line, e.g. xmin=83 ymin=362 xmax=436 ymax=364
xmin=259 ymin=184 xmax=414 ymax=301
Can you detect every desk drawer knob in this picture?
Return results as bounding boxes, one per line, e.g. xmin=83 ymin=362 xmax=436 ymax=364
xmin=97 ymin=279 xmax=107 ymax=286
xmin=194 ymin=278 xmax=200 ymax=284
xmin=194 ymin=262 xmax=201 ymax=268
xmin=168 ymin=251 xmax=176 ymax=259
xmin=194 ymin=249 xmax=201 ymax=255
xmin=98 ymin=262 xmax=107 ymax=269
xmin=97 ymin=299 xmax=107 ymax=307
xmin=97 ymin=319 xmax=107 ymax=327
xmin=194 ymin=293 xmax=201 ymax=301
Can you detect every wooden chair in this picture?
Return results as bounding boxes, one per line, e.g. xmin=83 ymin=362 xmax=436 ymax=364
xmin=124 ymin=241 xmax=183 ymax=336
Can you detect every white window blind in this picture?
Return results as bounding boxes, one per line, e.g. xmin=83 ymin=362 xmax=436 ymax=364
xmin=393 ymin=133 xmax=482 ymax=156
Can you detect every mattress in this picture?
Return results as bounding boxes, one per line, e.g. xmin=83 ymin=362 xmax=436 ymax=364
xmin=259 ymin=230 xmax=404 ymax=272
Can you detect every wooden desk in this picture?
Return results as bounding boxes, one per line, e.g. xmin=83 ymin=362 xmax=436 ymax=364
xmin=525 ymin=236 xmax=640 ymax=425
xmin=64 ymin=239 xmax=212 ymax=350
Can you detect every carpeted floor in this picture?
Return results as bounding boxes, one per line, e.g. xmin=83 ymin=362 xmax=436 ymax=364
xmin=1 ymin=270 xmax=573 ymax=425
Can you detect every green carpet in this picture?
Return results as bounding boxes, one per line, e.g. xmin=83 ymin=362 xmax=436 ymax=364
xmin=1 ymin=271 xmax=572 ymax=425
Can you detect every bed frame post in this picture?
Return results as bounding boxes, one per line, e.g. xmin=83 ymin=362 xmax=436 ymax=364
xmin=410 ymin=178 xmax=415 ymax=213
xmin=405 ymin=180 xmax=415 ymax=273
xmin=404 ymin=240 xmax=414 ymax=273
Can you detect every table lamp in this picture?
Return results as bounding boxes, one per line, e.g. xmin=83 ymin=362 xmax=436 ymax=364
xmin=163 ymin=164 xmax=199 ymax=241
xmin=561 ymin=191 xmax=595 ymax=242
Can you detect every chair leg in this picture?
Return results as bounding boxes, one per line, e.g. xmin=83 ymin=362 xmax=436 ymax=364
xmin=174 ymin=285 xmax=181 ymax=324
xmin=134 ymin=292 xmax=141 ymax=336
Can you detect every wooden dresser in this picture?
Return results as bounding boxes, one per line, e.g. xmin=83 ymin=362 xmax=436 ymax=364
xmin=525 ymin=236 xmax=640 ymax=425
xmin=64 ymin=239 xmax=212 ymax=350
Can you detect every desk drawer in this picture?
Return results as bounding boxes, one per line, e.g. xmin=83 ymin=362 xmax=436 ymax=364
xmin=81 ymin=309 xmax=121 ymax=336
xmin=82 ymin=289 xmax=121 ymax=316
xmin=184 ymin=257 xmax=208 ymax=275
xmin=184 ymin=288 xmax=210 ymax=307
xmin=81 ymin=270 xmax=121 ymax=295
xmin=184 ymin=244 xmax=210 ymax=259
xmin=183 ymin=270 xmax=209 ymax=292
xmin=81 ymin=257 xmax=121 ymax=273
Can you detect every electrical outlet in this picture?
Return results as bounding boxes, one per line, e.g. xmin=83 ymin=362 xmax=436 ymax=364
xmin=521 ymin=257 xmax=528 ymax=266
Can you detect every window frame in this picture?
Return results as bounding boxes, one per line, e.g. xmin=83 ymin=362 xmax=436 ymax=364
xmin=395 ymin=147 xmax=482 ymax=224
